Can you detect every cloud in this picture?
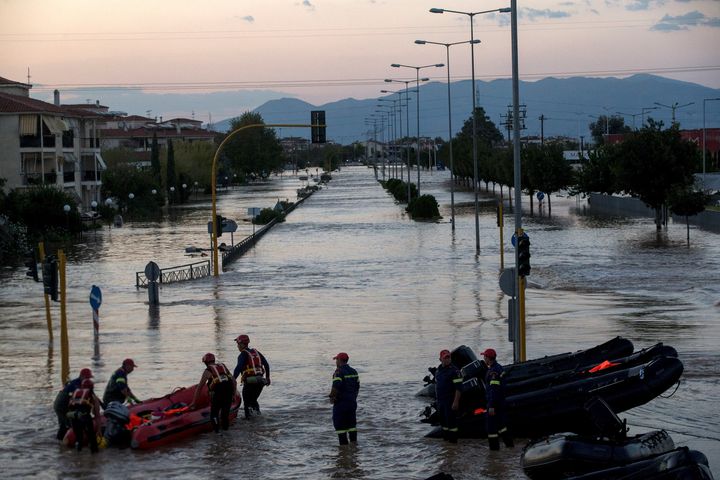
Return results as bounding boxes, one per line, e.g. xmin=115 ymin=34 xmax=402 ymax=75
xmin=520 ymin=8 xmax=572 ymax=21
xmin=241 ymin=15 xmax=254 ymax=23
xmin=651 ymin=10 xmax=720 ymax=31
xmin=625 ymin=0 xmax=666 ymax=12
xmin=299 ymin=0 xmax=315 ymax=10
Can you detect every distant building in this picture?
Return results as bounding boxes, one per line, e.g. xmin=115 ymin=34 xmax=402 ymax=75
xmin=0 ymin=76 xmax=105 ymax=208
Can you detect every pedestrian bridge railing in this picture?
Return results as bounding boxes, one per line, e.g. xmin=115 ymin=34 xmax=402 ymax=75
xmin=136 ymin=260 xmax=211 ymax=288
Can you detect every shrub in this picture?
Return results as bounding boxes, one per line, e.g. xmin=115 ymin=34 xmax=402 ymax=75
xmin=407 ymin=194 xmax=441 ymax=220
xmin=253 ymin=207 xmax=285 ymax=225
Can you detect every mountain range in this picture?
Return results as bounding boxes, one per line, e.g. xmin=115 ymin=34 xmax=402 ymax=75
xmin=212 ymin=74 xmax=720 ymax=144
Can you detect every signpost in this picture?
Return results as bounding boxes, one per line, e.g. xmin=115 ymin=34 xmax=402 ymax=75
xmin=248 ymin=207 xmax=261 ymax=235
xmin=89 ymin=285 xmax=102 ymax=335
xmin=145 ymin=261 xmax=160 ymax=305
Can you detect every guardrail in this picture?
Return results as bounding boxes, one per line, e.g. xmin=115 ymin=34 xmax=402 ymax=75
xmin=136 ymin=260 xmax=211 ymax=288
xmin=135 ymin=184 xmax=318 ymax=286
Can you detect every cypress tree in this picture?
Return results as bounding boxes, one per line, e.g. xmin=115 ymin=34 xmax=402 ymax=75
xmin=150 ymin=132 xmax=160 ymax=179
xmin=166 ymin=139 xmax=176 ymax=204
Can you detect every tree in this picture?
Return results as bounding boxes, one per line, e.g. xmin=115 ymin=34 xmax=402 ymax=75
xmin=525 ymin=144 xmax=574 ymax=216
xmin=150 ymin=132 xmax=160 ymax=180
xmin=166 ymin=138 xmax=177 ymax=204
xmin=613 ymin=123 xmax=699 ymax=229
xmin=571 ymin=144 xmax=619 ymax=197
xmin=221 ymin=112 xmax=285 ymax=177
xmin=446 ymin=107 xmax=504 ymax=184
xmin=588 ymin=116 xmax=631 ymax=144
xmin=668 ymin=186 xmax=708 ymax=242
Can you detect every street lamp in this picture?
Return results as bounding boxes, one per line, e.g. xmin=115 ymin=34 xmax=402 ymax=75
xmin=641 ymin=106 xmax=659 ymax=128
xmin=654 ymin=101 xmax=694 ymax=126
xmin=194 ymin=181 xmax=199 ymax=199
xmin=616 ymin=111 xmax=641 ymax=130
xmin=390 ymin=63 xmax=443 ymax=197
xmin=430 ymin=5 xmax=511 ymax=254
xmin=379 ymin=97 xmax=399 ymax=178
xmin=415 ymin=38 xmax=481 ymax=231
xmin=63 ymin=204 xmax=70 ymax=230
xmin=382 ymin=88 xmax=415 ymax=184
xmin=385 ymin=78 xmax=419 ymax=202
xmin=703 ymin=97 xmax=720 ymax=187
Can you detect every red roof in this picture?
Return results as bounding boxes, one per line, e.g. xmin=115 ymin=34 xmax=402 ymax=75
xmin=100 ymin=127 xmax=214 ymax=139
xmin=0 ymin=76 xmax=30 ymax=87
xmin=0 ymin=92 xmax=65 ymax=115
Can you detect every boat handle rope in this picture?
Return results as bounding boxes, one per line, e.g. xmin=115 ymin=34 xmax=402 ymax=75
xmin=658 ymin=379 xmax=680 ymax=398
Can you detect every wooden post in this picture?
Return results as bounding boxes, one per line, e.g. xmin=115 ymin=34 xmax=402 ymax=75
xmin=38 ymin=242 xmax=53 ymax=342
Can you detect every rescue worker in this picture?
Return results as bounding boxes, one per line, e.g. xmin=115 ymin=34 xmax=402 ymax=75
xmin=482 ymin=348 xmax=514 ymax=450
xmin=189 ymin=353 xmax=236 ymax=432
xmin=329 ymin=352 xmax=359 ymax=446
xmin=53 ymin=367 xmax=93 ymax=440
xmin=434 ymin=349 xmax=462 ymax=443
xmin=67 ymin=378 xmax=102 ymax=453
xmin=233 ymin=334 xmax=271 ymax=419
xmin=103 ymin=358 xmax=140 ymax=406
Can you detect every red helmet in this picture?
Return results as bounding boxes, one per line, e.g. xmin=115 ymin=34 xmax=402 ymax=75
xmin=235 ymin=334 xmax=250 ymax=345
xmin=439 ymin=349 xmax=451 ymax=360
xmin=482 ymin=348 xmax=497 ymax=359
xmin=202 ymin=353 xmax=216 ymax=364
xmin=79 ymin=368 xmax=93 ymax=379
xmin=81 ymin=378 xmax=94 ymax=388
xmin=333 ymin=352 xmax=349 ymax=361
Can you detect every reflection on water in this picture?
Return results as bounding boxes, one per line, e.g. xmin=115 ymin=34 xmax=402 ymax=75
xmin=0 ymin=167 xmax=718 ymax=478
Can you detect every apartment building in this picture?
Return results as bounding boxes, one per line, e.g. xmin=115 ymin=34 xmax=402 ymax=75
xmin=0 ymin=76 xmax=104 ymax=208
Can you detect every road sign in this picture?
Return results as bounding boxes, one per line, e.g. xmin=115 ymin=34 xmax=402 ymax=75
xmin=89 ymin=285 xmax=102 ymax=310
xmin=499 ymin=268 xmax=516 ymax=297
xmin=511 ymin=231 xmax=529 ymax=247
xmin=145 ymin=261 xmax=160 ymax=282
xmin=207 ymin=218 xmax=238 ymax=234
xmin=247 ymin=207 xmax=262 ymax=216
xmin=536 ymin=191 xmax=545 ymax=201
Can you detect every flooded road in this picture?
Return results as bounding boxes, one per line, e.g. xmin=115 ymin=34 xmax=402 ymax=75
xmin=0 ymin=166 xmax=718 ymax=479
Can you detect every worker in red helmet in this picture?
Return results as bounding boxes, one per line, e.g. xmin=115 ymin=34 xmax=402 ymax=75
xmin=233 ymin=334 xmax=271 ymax=419
xmin=53 ymin=368 xmax=94 ymax=441
xmin=329 ymin=352 xmax=360 ymax=446
xmin=67 ymin=378 xmax=102 ymax=453
xmin=190 ymin=353 xmax=237 ymax=432
xmin=482 ymin=348 xmax=513 ymax=450
xmin=434 ymin=349 xmax=462 ymax=443
xmin=103 ymin=358 xmax=140 ymax=406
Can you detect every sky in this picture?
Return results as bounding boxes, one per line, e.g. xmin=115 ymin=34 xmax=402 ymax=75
xmin=1 ymin=0 xmax=719 ymax=123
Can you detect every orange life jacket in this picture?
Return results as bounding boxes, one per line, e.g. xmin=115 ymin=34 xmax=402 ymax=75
xmin=69 ymin=387 xmax=93 ymax=409
xmin=207 ymin=363 xmax=232 ymax=390
xmin=242 ymin=349 xmax=265 ymax=379
xmin=588 ymin=360 xmax=620 ymax=373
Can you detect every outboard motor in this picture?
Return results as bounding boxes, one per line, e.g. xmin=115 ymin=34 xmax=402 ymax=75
xmin=103 ymin=401 xmax=131 ymax=447
xmin=583 ymin=396 xmax=627 ymax=440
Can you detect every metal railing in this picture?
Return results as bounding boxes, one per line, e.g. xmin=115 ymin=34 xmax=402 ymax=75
xmin=136 ymin=260 xmax=211 ymax=288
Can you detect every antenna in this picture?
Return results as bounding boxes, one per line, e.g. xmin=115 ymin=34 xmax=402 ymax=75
xmin=26 ymin=67 xmax=31 ymax=85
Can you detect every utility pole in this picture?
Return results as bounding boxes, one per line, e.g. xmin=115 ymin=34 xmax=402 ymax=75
xmin=539 ymin=114 xmax=545 ymax=146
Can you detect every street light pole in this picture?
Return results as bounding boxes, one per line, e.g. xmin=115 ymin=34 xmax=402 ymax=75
xmin=415 ymin=39 xmax=481 ymax=231
xmin=430 ymin=6 xmax=511 ymax=254
xmin=386 ymin=79 xmax=417 ymax=202
xmin=654 ymin=101 xmax=695 ymax=126
xmin=703 ymin=97 xmax=720 ymax=188
xmin=390 ymin=63 xmax=443 ymax=197
xmin=641 ymin=106 xmax=659 ymax=128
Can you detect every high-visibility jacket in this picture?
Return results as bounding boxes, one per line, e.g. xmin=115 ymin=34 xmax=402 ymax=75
xmin=206 ymin=363 xmax=232 ymax=391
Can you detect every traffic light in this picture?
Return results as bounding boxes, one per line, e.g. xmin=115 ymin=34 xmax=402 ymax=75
xmin=517 ymin=234 xmax=531 ymax=277
xmin=311 ymin=110 xmax=326 ymax=144
xmin=215 ymin=214 xmax=223 ymax=237
xmin=42 ymin=255 xmax=59 ymax=301
xmin=25 ymin=251 xmax=39 ymax=282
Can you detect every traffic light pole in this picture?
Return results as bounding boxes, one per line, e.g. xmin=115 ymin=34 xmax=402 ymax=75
xmin=58 ymin=250 xmax=69 ymax=384
xmin=211 ymin=122 xmax=325 ymax=277
xmin=38 ymin=242 xmax=53 ymax=342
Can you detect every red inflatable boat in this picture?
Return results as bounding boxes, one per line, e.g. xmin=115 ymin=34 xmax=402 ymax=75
xmin=64 ymin=384 xmax=241 ymax=450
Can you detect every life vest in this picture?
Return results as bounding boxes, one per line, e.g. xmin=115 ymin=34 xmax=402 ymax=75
xmin=242 ymin=349 xmax=265 ymax=379
xmin=207 ymin=363 xmax=231 ymax=390
xmin=588 ymin=360 xmax=620 ymax=373
xmin=69 ymin=388 xmax=93 ymax=410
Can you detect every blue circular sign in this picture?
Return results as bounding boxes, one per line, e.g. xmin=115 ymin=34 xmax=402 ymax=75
xmin=536 ymin=191 xmax=545 ymax=201
xmin=89 ymin=285 xmax=102 ymax=310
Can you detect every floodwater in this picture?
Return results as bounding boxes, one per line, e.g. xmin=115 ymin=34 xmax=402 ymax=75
xmin=0 ymin=166 xmax=718 ymax=479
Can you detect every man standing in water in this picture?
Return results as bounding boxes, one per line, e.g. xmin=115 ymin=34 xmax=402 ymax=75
xmin=103 ymin=358 xmax=140 ymax=406
xmin=435 ymin=349 xmax=462 ymax=443
xmin=329 ymin=352 xmax=360 ymax=445
xmin=233 ymin=334 xmax=271 ymax=419
xmin=482 ymin=348 xmax=513 ymax=450
xmin=189 ymin=353 xmax=236 ymax=432
xmin=53 ymin=367 xmax=93 ymax=440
